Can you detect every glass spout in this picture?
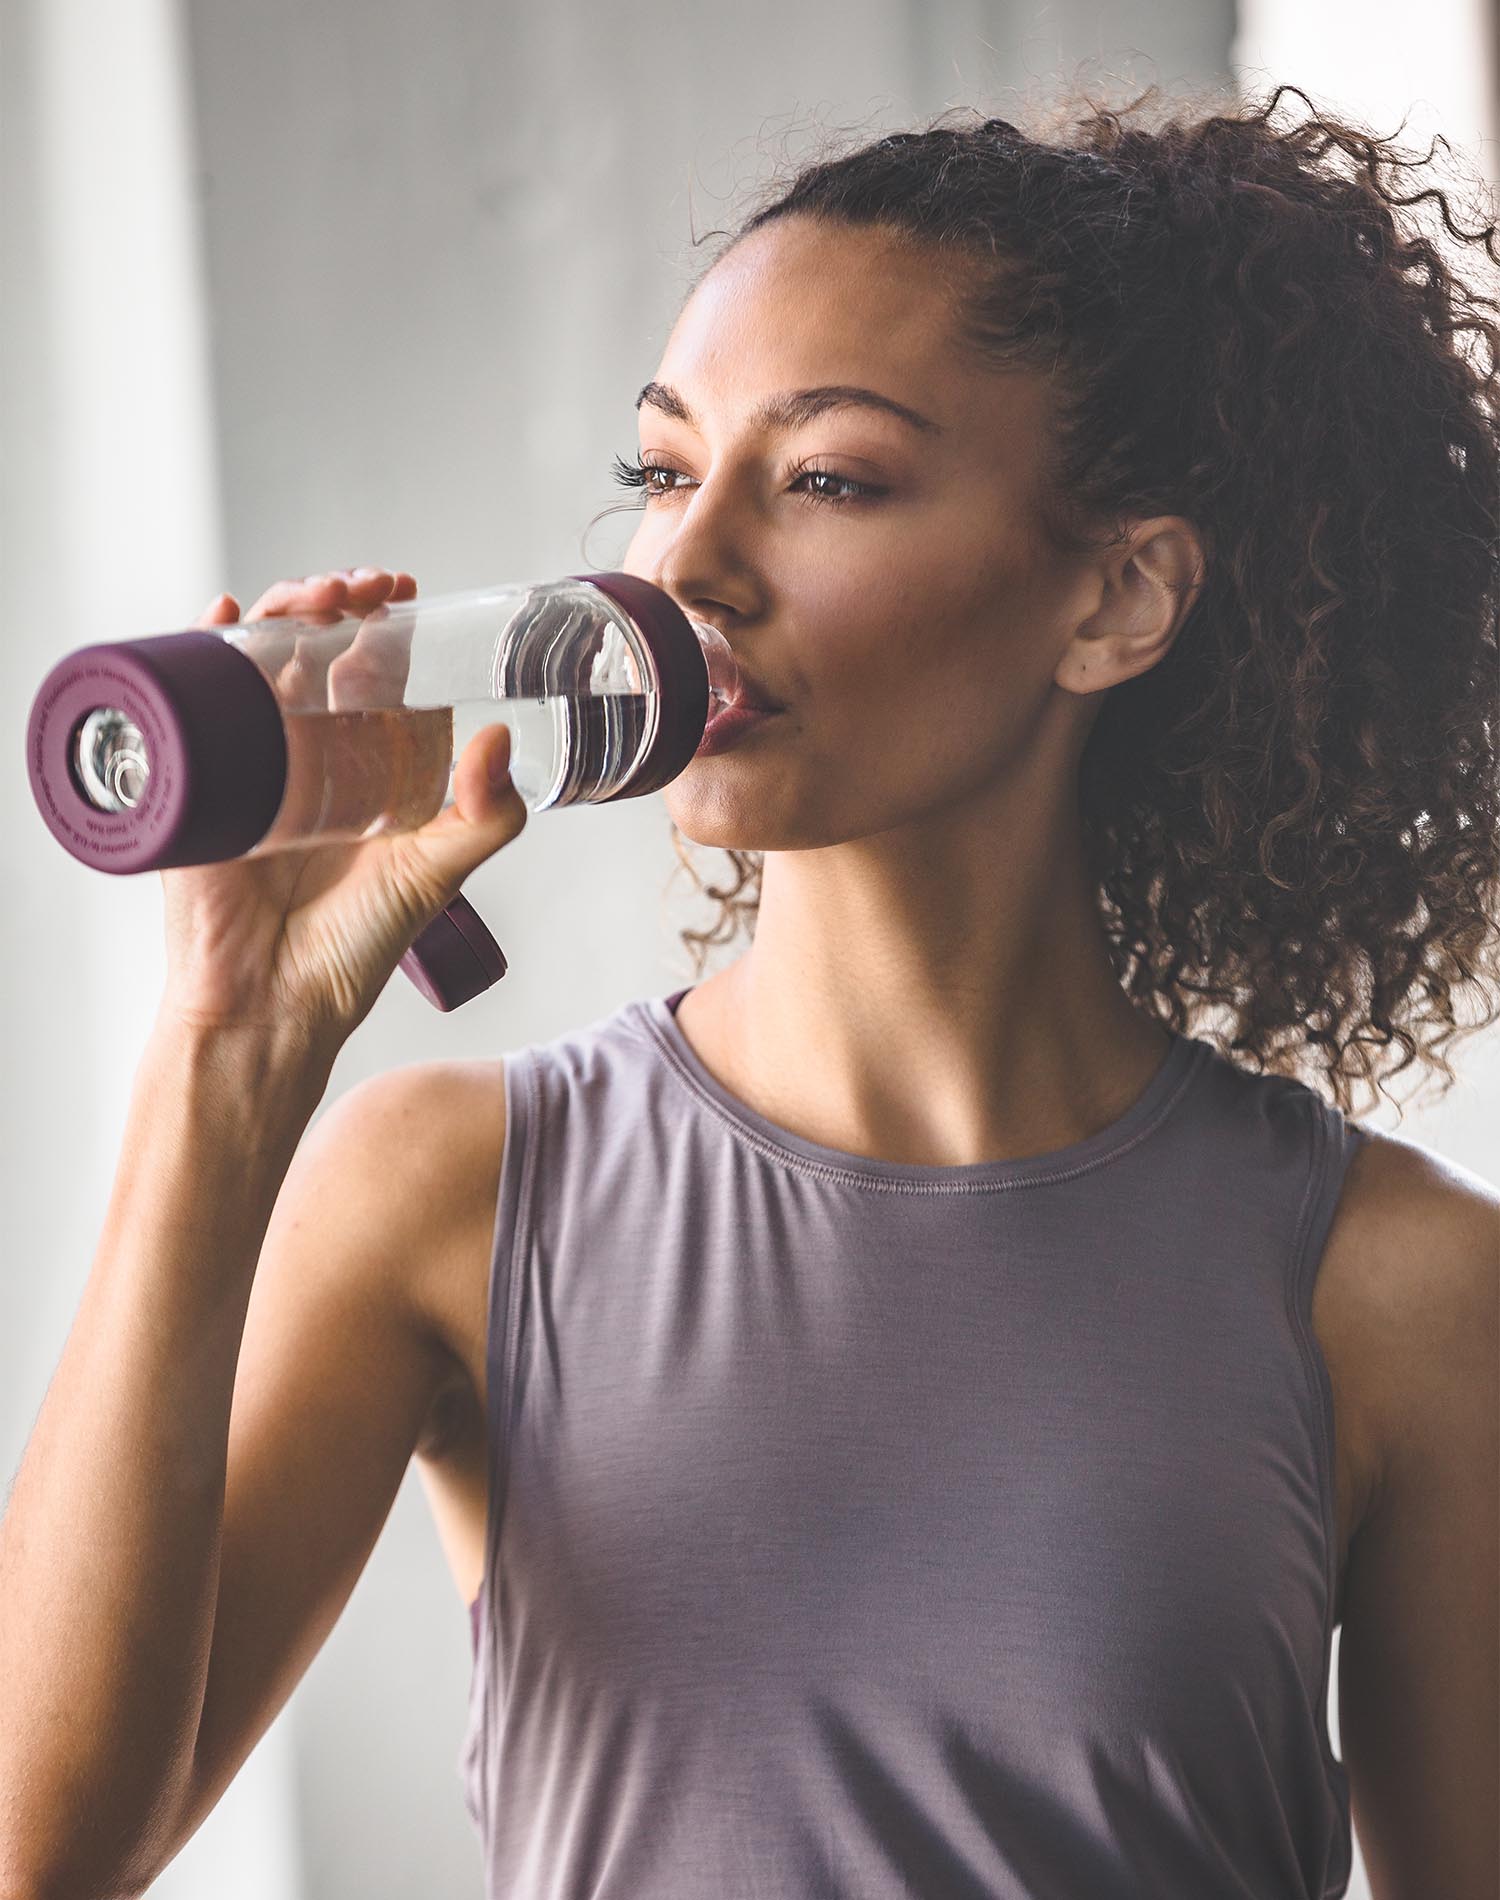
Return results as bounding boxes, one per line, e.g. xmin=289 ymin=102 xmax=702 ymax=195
xmin=685 ymin=616 xmax=741 ymax=715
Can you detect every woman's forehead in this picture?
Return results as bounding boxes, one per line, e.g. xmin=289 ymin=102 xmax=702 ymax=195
xmin=681 ymin=218 xmax=954 ymax=339
xmin=657 ymin=228 xmax=1041 ymax=436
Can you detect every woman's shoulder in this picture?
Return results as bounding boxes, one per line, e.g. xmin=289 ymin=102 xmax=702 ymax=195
xmin=1324 ymin=1126 xmax=1498 ymax=1884
xmin=336 ymin=1054 xmax=508 ymax=1167
xmin=328 ymin=1056 xmax=509 ymax=1362
xmin=1324 ymin=1126 xmax=1497 ymax=1507
xmin=1333 ymin=1127 xmax=1496 ymax=1326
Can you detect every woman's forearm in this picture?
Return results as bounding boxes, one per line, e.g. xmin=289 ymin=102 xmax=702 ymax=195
xmin=0 ymin=1018 xmax=335 ymax=1899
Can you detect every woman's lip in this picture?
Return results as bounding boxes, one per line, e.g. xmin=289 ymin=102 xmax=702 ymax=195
xmin=696 ymin=703 xmax=781 ymax=756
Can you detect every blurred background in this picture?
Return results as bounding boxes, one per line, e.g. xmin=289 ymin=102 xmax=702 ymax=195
xmin=3 ymin=1 xmax=1495 ymax=1894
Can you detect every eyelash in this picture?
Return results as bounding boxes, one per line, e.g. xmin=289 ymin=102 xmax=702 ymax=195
xmin=609 ymin=453 xmax=882 ymax=508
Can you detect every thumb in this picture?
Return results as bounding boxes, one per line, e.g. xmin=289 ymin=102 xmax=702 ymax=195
xmin=393 ymin=720 xmax=528 ymax=903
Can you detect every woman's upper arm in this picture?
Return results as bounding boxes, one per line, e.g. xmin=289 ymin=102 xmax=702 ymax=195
xmin=1336 ymin=1138 xmax=1499 ymax=1900
xmin=154 ymin=1056 xmax=504 ymax=1876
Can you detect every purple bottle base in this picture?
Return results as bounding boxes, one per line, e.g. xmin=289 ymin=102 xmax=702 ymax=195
xmin=26 ymin=633 xmax=288 ymax=873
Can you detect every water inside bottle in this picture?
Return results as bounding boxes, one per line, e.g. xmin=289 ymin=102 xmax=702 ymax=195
xmin=469 ymin=688 xmax=655 ymax=809
xmin=247 ymin=690 xmax=656 ymax=853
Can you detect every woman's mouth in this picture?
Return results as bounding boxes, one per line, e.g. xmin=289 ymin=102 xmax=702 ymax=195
xmin=696 ymin=702 xmax=782 ymax=756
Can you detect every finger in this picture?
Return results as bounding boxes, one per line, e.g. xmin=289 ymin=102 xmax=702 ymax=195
xmin=242 ymin=574 xmax=344 ymax=622
xmin=326 ymin=603 xmax=415 ymax=712
xmin=244 ymin=569 xmax=411 ymax=622
xmin=332 ymin=568 xmax=397 ymax=606
xmin=192 ymin=592 xmax=240 ymax=629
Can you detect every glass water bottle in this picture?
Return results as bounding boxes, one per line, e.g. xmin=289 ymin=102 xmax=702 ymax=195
xmin=27 ymin=570 xmax=740 ymax=1010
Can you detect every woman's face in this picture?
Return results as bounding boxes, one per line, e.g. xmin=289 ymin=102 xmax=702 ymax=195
xmin=621 ymin=215 xmax=1107 ymax=852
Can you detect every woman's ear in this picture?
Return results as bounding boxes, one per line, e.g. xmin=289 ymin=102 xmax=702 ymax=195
xmin=1056 ymin=516 xmax=1206 ymax=694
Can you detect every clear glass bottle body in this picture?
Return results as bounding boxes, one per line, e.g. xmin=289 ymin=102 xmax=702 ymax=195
xmin=125 ymin=577 xmax=732 ymax=855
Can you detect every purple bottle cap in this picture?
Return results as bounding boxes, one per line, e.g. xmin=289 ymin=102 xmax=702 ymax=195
xmin=561 ymin=571 xmax=709 ymax=799
xmin=26 ymin=632 xmax=288 ymax=873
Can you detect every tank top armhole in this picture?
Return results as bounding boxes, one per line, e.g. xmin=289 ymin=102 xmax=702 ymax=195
xmin=485 ymin=1045 xmax=540 ymax=1592
xmin=461 ymin=1042 xmax=541 ymax=1826
xmin=1285 ymin=1092 xmax=1368 ymax=1893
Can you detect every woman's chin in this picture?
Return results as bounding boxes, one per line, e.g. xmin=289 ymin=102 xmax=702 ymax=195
xmin=666 ymin=794 xmax=784 ymax=854
xmin=671 ymin=820 xmax=775 ymax=852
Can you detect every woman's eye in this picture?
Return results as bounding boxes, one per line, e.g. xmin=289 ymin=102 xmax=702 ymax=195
xmin=608 ymin=453 xmax=880 ymax=506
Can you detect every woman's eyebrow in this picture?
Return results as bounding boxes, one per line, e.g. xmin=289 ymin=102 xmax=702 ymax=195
xmin=635 ymin=380 xmax=944 ymax=435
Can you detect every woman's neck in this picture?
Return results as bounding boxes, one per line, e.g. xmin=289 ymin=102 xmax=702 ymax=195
xmin=674 ymin=843 xmax=1173 ymax=1170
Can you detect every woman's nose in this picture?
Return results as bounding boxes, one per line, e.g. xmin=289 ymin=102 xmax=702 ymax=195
xmin=653 ymin=541 xmax=758 ymax=627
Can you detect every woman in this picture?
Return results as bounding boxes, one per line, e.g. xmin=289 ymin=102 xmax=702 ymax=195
xmin=1 ymin=82 xmax=1495 ymax=1900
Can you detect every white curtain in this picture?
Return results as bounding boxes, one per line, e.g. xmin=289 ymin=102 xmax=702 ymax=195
xmin=1235 ymin=0 xmax=1497 ymax=191
xmin=0 ymin=0 xmax=303 ymax=1891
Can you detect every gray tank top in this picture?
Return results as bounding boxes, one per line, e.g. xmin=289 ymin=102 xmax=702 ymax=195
xmin=458 ymin=987 xmax=1367 ymax=1898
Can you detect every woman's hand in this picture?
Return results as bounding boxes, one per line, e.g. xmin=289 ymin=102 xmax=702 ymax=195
xmin=156 ymin=568 xmax=526 ymax=1052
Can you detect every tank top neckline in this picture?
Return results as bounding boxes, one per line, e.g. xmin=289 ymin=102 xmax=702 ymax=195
xmin=637 ymin=988 xmax=1210 ymax=1193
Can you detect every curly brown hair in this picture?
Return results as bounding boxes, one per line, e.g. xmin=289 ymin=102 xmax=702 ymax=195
xmin=633 ymin=80 xmax=1500 ymax=1123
